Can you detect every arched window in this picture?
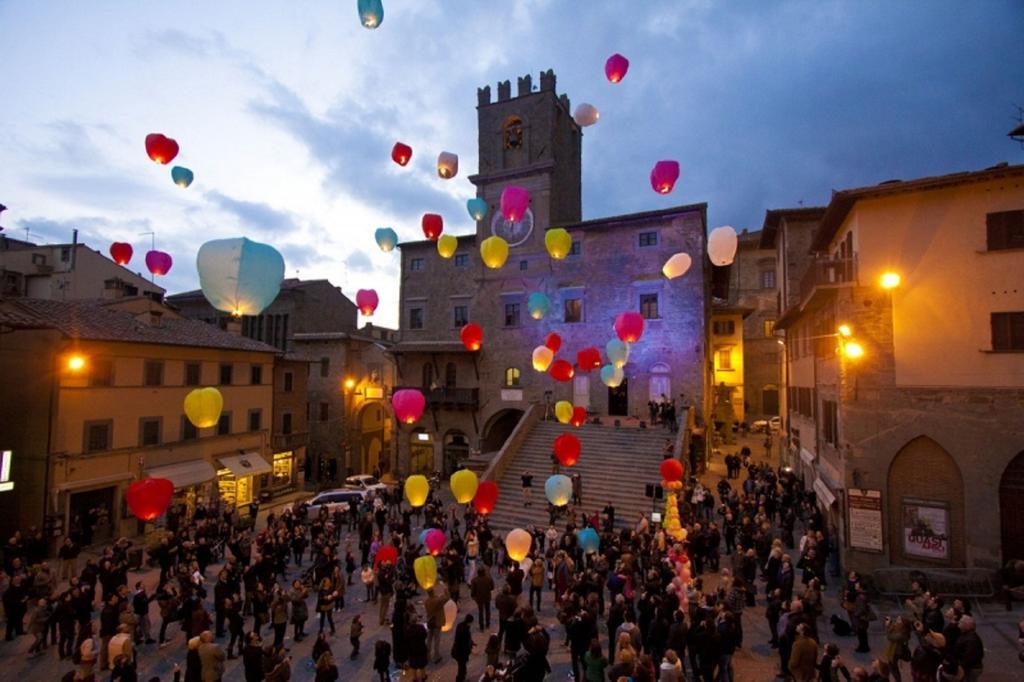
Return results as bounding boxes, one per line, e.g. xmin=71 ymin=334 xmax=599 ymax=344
xmin=504 ymin=367 xmax=521 ymax=387
xmin=445 ymin=362 xmax=457 ymax=388
xmin=422 ymin=363 xmax=434 ymax=389
xmin=503 ymin=116 xmax=524 ymax=150
xmin=649 ymin=363 xmax=671 ymax=401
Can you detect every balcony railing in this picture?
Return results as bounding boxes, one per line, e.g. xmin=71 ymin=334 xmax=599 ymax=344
xmin=798 ymin=255 xmax=858 ymax=303
xmin=395 ymin=386 xmax=479 ymax=410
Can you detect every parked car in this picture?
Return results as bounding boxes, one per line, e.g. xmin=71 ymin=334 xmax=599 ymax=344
xmin=305 ymin=488 xmax=365 ymax=520
xmin=751 ymin=416 xmax=782 ymax=433
xmin=343 ymin=474 xmax=391 ymax=495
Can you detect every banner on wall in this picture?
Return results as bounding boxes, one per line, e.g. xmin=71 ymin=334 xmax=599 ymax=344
xmin=902 ymin=499 xmax=950 ymax=560
xmin=847 ymin=488 xmax=883 ymax=553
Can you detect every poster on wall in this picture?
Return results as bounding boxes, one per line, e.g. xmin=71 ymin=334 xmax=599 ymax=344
xmin=847 ymin=488 xmax=883 ymax=552
xmin=902 ymin=499 xmax=949 ymax=560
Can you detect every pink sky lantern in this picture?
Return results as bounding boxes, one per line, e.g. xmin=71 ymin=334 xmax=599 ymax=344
xmin=424 ymin=528 xmax=446 ymax=556
xmin=110 ymin=242 xmax=133 ymax=265
xmin=615 ymin=311 xmax=645 ymax=343
xmin=500 ymin=186 xmax=530 ymax=222
xmin=391 ymin=388 xmax=426 ymax=424
xmin=145 ymin=250 xmax=172 ymax=276
xmin=549 ymin=359 xmax=575 ymax=382
xmin=422 ymin=213 xmax=443 ymax=240
xmin=650 ymin=160 xmax=680 ymax=194
xmin=355 ymin=289 xmax=379 ymax=316
xmin=576 ymin=347 xmax=602 ymax=372
xmin=391 ymin=141 xmax=412 ymax=166
xmin=605 ymin=53 xmax=630 ymax=83
xmin=544 ymin=332 xmax=562 ymax=353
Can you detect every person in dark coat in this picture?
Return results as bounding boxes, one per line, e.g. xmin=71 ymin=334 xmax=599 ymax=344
xmin=242 ymin=632 xmax=265 ymax=682
xmin=450 ymin=614 xmax=475 ymax=682
xmin=404 ymin=616 xmax=429 ymax=681
xmin=373 ymin=639 xmax=392 ymax=682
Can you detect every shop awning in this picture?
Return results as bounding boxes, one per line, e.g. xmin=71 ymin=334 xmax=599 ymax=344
xmin=218 ymin=453 xmax=272 ymax=477
xmin=800 ymin=448 xmax=816 ymax=465
xmin=813 ymin=477 xmax=837 ymax=507
xmin=145 ymin=460 xmax=217 ymax=489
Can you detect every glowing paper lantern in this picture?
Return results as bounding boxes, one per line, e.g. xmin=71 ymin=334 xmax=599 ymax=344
xmin=171 ymin=166 xmax=194 ymax=188
xmin=184 ymin=387 xmax=223 ymax=428
xmin=466 ymin=197 xmax=488 ymax=221
xmin=422 ymin=213 xmax=443 ymax=241
xmin=125 ymin=478 xmax=174 ymax=521
xmin=374 ymin=544 xmax=398 ymax=568
xmin=708 ymin=226 xmax=739 ymax=266
xmin=391 ymin=142 xmax=411 ymax=166
xmin=442 ymin=599 xmax=458 ymax=632
xmin=554 ymin=401 xmax=573 ymax=424
xmin=460 ymin=322 xmax=483 ymax=351
xmin=549 ymin=359 xmax=574 ymax=383
xmin=355 ymin=289 xmax=379 ymax=316
xmin=527 ymin=292 xmax=551 ymax=320
xmin=544 ymin=333 xmax=562 ymax=353
xmin=145 ymin=250 xmax=173 ymax=276
xmin=424 ymin=529 xmax=446 ymax=556
xmin=573 ymin=103 xmax=599 ymax=127
xmin=660 ymin=458 xmax=684 ymax=482
xmin=650 ymin=160 xmax=680 ymax=195
xmin=532 ymin=345 xmax=554 ymax=372
xmin=109 ymin=242 xmax=133 ymax=266
xmin=662 ymin=252 xmax=692 ymax=279
xmin=404 ymin=474 xmax=430 ymax=507
xmin=357 ymin=0 xmax=383 ymax=29
xmin=392 ymin=389 xmax=426 ymax=425
xmin=449 ymin=469 xmax=479 ymax=504
xmin=375 ymin=227 xmax=398 ymax=252
xmin=576 ymin=347 xmax=602 ymax=372
xmin=614 ymin=312 xmax=645 ymax=343
xmin=413 ymin=555 xmax=436 ymax=590
xmin=604 ymin=53 xmax=630 ymax=83
xmin=600 ymin=364 xmax=624 ymax=388
xmin=553 ymin=433 xmax=581 ymax=467
xmin=606 ymin=339 xmax=630 ymax=368
xmin=545 ymin=475 xmax=573 ymax=506
xmin=145 ymin=133 xmax=178 ymax=164
xmin=437 ymin=234 xmax=458 ymax=259
xmin=480 ymin=236 xmax=509 ymax=269
xmin=570 ymin=406 xmax=587 ymax=428
xmin=197 ymin=237 xmax=285 ymax=315
xmin=500 ymin=186 xmax=530 ymax=222
xmin=437 ymin=151 xmax=459 ymax=179
xmin=505 ymin=528 xmax=532 ymax=562
xmin=545 ymin=228 xmax=572 ymax=260
xmin=472 ymin=481 xmax=498 ymax=515
xmin=578 ymin=527 xmax=600 ymax=554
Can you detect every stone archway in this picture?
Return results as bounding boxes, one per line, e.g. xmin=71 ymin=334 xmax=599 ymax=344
xmin=481 ymin=409 xmax=524 ymax=453
xmin=999 ymin=451 xmax=1024 ymax=564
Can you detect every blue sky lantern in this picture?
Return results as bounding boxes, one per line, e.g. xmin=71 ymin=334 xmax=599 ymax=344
xmin=357 ymin=0 xmax=383 ymax=29
xmin=375 ymin=227 xmax=398 ymax=253
xmin=606 ymin=339 xmax=630 ymax=368
xmin=197 ymin=237 xmax=285 ymax=316
xmin=579 ymin=527 xmax=600 ymax=554
xmin=467 ymin=197 xmax=488 ymax=222
xmin=527 ymin=292 xmax=551 ymax=320
xmin=170 ymin=166 xmax=193 ymax=188
xmin=600 ymin=363 xmax=624 ymax=388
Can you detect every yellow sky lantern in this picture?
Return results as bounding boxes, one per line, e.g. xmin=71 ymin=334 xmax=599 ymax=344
xmin=545 ymin=228 xmax=572 ymax=260
xmin=555 ymin=400 xmax=573 ymax=423
xmin=184 ymin=387 xmax=224 ymax=429
xmin=449 ymin=469 xmax=479 ymax=504
xmin=532 ymin=345 xmax=554 ymax=372
xmin=404 ymin=474 xmax=429 ymax=507
xmin=414 ymin=555 xmax=437 ymax=589
xmin=437 ymin=234 xmax=458 ymax=259
xmin=480 ymin=235 xmax=509 ymax=269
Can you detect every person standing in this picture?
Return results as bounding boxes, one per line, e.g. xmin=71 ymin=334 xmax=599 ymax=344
xmin=58 ymin=536 xmax=80 ymax=582
xmin=198 ymin=629 xmax=226 ymax=682
xmin=851 ymin=581 xmax=874 ymax=653
xmin=471 ymin=566 xmax=494 ymax=631
xmin=953 ymin=615 xmax=984 ymax=681
xmin=349 ymin=614 xmax=364 ymax=659
xmin=270 ymin=587 xmax=289 ymax=647
xmin=529 ymin=556 xmax=545 ymax=611
xmin=132 ymin=581 xmax=155 ymax=645
xmin=451 ymin=613 xmax=475 ymax=682
xmin=787 ymin=623 xmax=818 ymax=682
xmin=521 ymin=471 xmax=533 ymax=507
xmin=424 ymin=586 xmax=446 ymax=664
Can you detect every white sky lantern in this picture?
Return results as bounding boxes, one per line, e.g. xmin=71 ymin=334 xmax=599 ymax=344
xmin=198 ymin=237 xmax=285 ymax=316
xmin=437 ymin=151 xmax=459 ymax=179
xmin=662 ymin=252 xmax=692 ymax=279
xmin=708 ymin=226 xmax=739 ymax=266
xmin=573 ymin=103 xmax=600 ymax=127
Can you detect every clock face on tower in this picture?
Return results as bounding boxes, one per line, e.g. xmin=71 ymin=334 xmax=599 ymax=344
xmin=490 ymin=207 xmax=535 ymax=247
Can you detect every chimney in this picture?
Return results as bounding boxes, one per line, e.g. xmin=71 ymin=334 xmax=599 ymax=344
xmin=226 ymin=317 xmax=242 ymax=336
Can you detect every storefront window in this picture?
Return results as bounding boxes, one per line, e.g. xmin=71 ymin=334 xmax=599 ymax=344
xmin=273 ymin=451 xmax=294 ymax=488
xmin=217 ymin=468 xmax=253 ymax=507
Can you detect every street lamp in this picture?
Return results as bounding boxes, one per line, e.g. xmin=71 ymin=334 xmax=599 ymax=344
xmin=67 ymin=354 xmax=87 ymax=372
xmin=843 ymin=341 xmax=865 ymax=359
xmin=343 ymin=377 xmax=356 ymax=392
xmin=880 ymin=271 xmax=901 ymax=290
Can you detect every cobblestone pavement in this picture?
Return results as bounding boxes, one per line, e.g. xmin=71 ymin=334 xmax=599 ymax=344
xmin=1 ymin=434 xmax=1021 ymax=680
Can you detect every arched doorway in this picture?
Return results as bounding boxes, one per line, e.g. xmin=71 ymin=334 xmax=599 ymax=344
xmin=481 ymin=409 xmax=523 ymax=453
xmin=608 ymin=377 xmax=629 ymax=416
xmin=1000 ymin=451 xmax=1024 ymax=563
xmin=443 ymin=430 xmax=471 ymax=475
xmin=887 ymin=436 xmax=965 ymax=567
xmin=649 ymin=363 xmax=671 ymax=402
xmin=409 ymin=428 xmax=434 ymax=474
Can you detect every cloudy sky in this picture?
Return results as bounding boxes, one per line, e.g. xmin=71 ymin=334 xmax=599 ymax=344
xmin=2 ymin=0 xmax=1022 ymax=328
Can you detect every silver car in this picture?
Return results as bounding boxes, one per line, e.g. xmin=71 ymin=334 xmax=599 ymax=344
xmin=305 ymin=488 xmax=365 ymax=520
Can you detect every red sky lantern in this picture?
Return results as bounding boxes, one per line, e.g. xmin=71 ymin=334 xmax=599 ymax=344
xmin=473 ymin=480 xmax=499 ymax=515
xmin=650 ymin=160 xmax=680 ymax=195
xmin=391 ymin=388 xmax=426 ymax=424
xmin=145 ymin=250 xmax=173 ymax=276
xmin=125 ymin=478 xmax=174 ymax=521
xmin=145 ymin=133 xmax=179 ymax=165
xmin=549 ymin=359 xmax=574 ymax=382
xmin=605 ymin=53 xmax=630 ymax=83
xmin=422 ymin=213 xmax=443 ymax=241
xmin=499 ymin=186 xmax=530 ymax=222
xmin=553 ymin=433 xmax=581 ymax=467
xmin=660 ymin=458 xmax=684 ymax=482
xmin=424 ymin=528 xmax=446 ymax=556
xmin=109 ymin=242 xmax=133 ymax=265
xmin=614 ymin=311 xmax=645 ymax=343
xmin=391 ymin=141 xmax=412 ymax=166
xmin=570 ymin=406 xmax=587 ymax=427
xmin=460 ymin=322 xmax=483 ymax=351
xmin=544 ymin=332 xmax=562 ymax=353
xmin=374 ymin=544 xmax=398 ymax=568
xmin=576 ymin=347 xmax=602 ymax=372
xmin=355 ymin=289 xmax=379 ymax=316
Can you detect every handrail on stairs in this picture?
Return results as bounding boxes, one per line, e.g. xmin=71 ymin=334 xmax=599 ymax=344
xmin=672 ymin=406 xmax=693 ymax=467
xmin=481 ymin=404 xmax=541 ymax=482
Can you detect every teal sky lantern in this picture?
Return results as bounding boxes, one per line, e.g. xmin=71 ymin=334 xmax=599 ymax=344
xmin=606 ymin=339 xmax=630 ymax=368
xmin=170 ymin=166 xmax=193 ymax=188
xmin=527 ymin=292 xmax=551 ymax=320
xmin=600 ymin=364 xmax=624 ymax=388
xmin=467 ymin=197 xmax=488 ymax=222
xmin=375 ymin=227 xmax=398 ymax=253
xmin=545 ymin=474 xmax=573 ymax=507
xmin=357 ymin=0 xmax=383 ymax=29
xmin=197 ymin=237 xmax=285 ymax=316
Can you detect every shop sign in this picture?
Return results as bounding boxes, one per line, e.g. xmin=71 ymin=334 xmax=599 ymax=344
xmin=902 ymin=498 xmax=949 ymax=560
xmin=847 ymin=488 xmax=882 ymax=552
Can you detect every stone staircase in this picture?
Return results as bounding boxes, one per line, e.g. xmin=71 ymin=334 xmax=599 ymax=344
xmin=486 ymin=419 xmax=673 ymax=532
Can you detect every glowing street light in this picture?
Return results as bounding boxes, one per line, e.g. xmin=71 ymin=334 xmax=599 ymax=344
xmin=837 ymin=324 xmax=852 ymax=338
xmin=880 ymin=271 xmax=901 ymax=290
xmin=343 ymin=377 xmax=356 ymax=391
xmin=843 ymin=341 xmax=865 ymax=359
xmin=67 ymin=355 xmax=86 ymax=372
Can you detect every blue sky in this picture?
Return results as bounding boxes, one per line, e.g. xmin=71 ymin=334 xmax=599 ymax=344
xmin=1 ymin=0 xmax=1022 ymax=328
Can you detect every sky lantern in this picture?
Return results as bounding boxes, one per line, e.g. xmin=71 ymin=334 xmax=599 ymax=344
xmin=144 ymin=133 xmax=178 ymax=164
xmin=480 ymin=235 xmax=509 ymax=269
xmin=527 ymin=292 xmax=551 ymax=320
xmin=545 ymin=475 xmax=573 ymax=506
xmin=449 ymin=469 xmax=479 ymax=504
xmin=553 ymin=433 xmax=581 ymax=466
xmin=545 ymin=228 xmax=572 ymax=260
xmin=466 ymin=197 xmax=488 ymax=221
xmin=604 ymin=53 xmax=630 ymax=83
xmin=555 ymin=400 xmax=573 ymax=424
xmin=614 ymin=311 xmax=645 ymax=343
xmin=549 ymin=359 xmax=575 ymax=382
xmin=422 ymin=213 xmax=443 ymax=240
xmin=355 ymin=289 xmax=379 ymax=316
xmin=600 ymin=364 xmax=624 ymax=388
xmin=145 ymin=250 xmax=173 ymax=276
xmin=544 ymin=332 xmax=562 ymax=353
xmin=650 ymin=160 xmax=680 ymax=194
xmin=472 ymin=480 xmax=498 ymax=515
xmin=578 ymin=527 xmax=600 ymax=554
xmin=708 ymin=226 xmax=739 ymax=266
xmin=391 ymin=141 xmax=411 ymax=166
xmin=500 ymin=186 xmax=530 ymax=222
xmin=570 ymin=406 xmax=587 ymax=427
xmin=374 ymin=544 xmax=398 ymax=568
xmin=606 ymin=339 xmax=630 ymax=368
xmin=437 ymin=233 xmax=458 ymax=259
xmin=375 ymin=227 xmax=398 ymax=252
xmin=184 ymin=387 xmax=223 ymax=428
xmin=171 ymin=166 xmax=194 ymax=188
xmin=576 ymin=347 xmax=602 ymax=372
xmin=532 ymin=345 xmax=554 ymax=372
xmin=437 ymin=151 xmax=459 ymax=179
xmin=442 ymin=599 xmax=458 ymax=633
xmin=357 ymin=0 xmax=384 ymax=29
xmin=197 ymin=237 xmax=285 ymax=315
xmin=460 ymin=322 xmax=483 ymax=351
xmin=413 ymin=555 xmax=436 ymax=590
xmin=573 ymin=103 xmax=600 ymax=127
xmin=660 ymin=458 xmax=684 ymax=482
xmin=505 ymin=528 xmax=532 ymax=562
xmin=109 ymin=242 xmax=133 ymax=265
xmin=125 ymin=478 xmax=174 ymax=521
xmin=392 ymin=388 xmax=426 ymax=424
xmin=404 ymin=474 xmax=430 ymax=507
xmin=662 ymin=252 xmax=692 ymax=279
xmin=424 ymin=528 xmax=446 ymax=556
